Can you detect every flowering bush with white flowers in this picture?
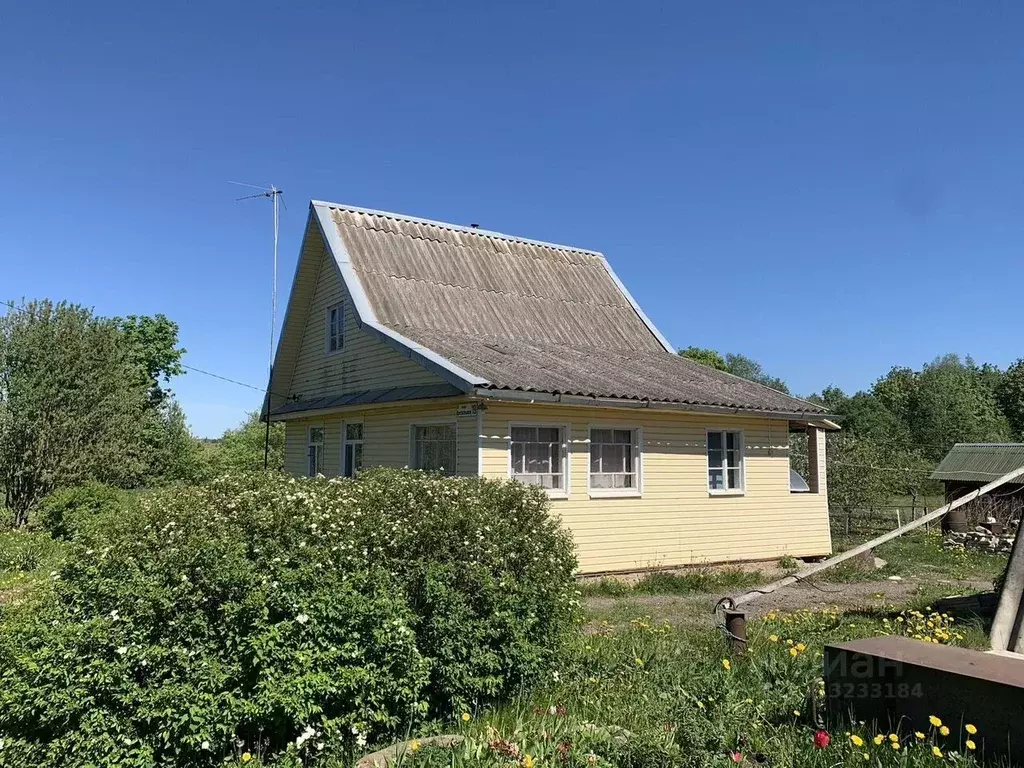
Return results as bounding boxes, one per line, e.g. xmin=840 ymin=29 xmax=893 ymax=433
xmin=0 ymin=469 xmax=578 ymax=767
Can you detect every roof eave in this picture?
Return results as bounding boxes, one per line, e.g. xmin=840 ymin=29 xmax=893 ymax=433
xmin=472 ymin=387 xmax=837 ymax=426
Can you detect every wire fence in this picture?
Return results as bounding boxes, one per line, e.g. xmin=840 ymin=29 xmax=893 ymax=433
xmin=829 ymin=505 xmax=941 ymax=536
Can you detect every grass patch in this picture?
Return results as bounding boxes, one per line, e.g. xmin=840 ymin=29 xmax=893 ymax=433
xmin=580 ymin=566 xmax=766 ymax=597
xmin=0 ymin=526 xmax=65 ymax=605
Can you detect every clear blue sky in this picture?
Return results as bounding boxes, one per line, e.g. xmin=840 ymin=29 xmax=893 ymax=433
xmin=3 ymin=3 xmax=1022 ymax=437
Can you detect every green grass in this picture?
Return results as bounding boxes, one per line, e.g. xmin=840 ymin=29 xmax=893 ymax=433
xmin=580 ymin=567 xmax=766 ymax=598
xmin=0 ymin=526 xmax=65 ymax=606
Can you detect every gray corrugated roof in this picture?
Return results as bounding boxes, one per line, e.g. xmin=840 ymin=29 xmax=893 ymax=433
xmin=320 ymin=202 xmax=827 ymax=416
xmin=271 ymin=383 xmax=462 ymax=416
xmin=931 ymin=443 xmax=1024 ymax=483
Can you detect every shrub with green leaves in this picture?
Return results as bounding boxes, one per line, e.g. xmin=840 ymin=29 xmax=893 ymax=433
xmin=35 ymin=481 xmax=133 ymax=540
xmin=0 ymin=469 xmax=578 ymax=766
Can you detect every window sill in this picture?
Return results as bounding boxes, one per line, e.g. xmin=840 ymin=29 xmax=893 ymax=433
xmin=545 ymin=491 xmax=570 ymax=501
xmin=709 ymin=489 xmax=745 ymax=497
xmin=589 ymin=489 xmax=642 ymax=500
xmin=326 ymin=348 xmax=344 ymax=357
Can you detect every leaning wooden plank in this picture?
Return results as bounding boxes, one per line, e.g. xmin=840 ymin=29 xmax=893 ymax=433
xmin=723 ymin=463 xmax=1024 ymax=610
xmin=991 ymin=524 xmax=1024 ymax=652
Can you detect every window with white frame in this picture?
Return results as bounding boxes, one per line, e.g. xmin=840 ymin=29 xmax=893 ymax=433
xmin=307 ymin=426 xmax=324 ymax=477
xmin=589 ymin=428 xmax=639 ymax=492
xmin=343 ymin=422 xmax=363 ymax=478
xmin=411 ymin=423 xmax=456 ymax=475
xmin=326 ymin=302 xmax=344 ymax=353
xmin=510 ymin=425 xmax=567 ymax=492
xmin=707 ymin=430 xmax=743 ymax=492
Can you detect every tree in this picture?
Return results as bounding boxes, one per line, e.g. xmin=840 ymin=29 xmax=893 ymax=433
xmin=826 ymin=436 xmax=891 ymax=534
xmin=208 ymin=411 xmax=285 ymax=473
xmin=679 ymin=347 xmax=789 ymax=393
xmin=998 ymin=358 xmax=1024 ymax=439
xmin=679 ymin=346 xmax=727 ymax=371
xmin=0 ymin=301 xmax=148 ymax=524
xmin=143 ymin=400 xmax=212 ymax=485
xmin=910 ymin=354 xmax=1010 ymax=461
xmin=115 ymin=314 xmax=185 ymax=408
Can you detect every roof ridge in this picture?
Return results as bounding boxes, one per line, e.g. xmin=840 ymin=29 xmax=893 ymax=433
xmin=314 ymin=199 xmax=603 ymax=256
xmin=355 ymin=269 xmax=632 ymax=310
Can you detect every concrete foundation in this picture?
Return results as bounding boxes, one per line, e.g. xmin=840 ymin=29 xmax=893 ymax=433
xmin=824 ymin=636 xmax=1024 ymax=759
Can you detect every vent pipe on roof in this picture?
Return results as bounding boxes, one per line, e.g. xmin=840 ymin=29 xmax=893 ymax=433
xmin=470 ymin=223 xmax=480 ymax=229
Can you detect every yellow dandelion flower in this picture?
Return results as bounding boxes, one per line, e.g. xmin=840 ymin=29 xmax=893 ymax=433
xmin=966 ymin=739 xmax=976 ymax=751
xmin=915 ymin=732 xmax=925 ymax=740
xmin=873 ymin=735 xmax=885 ymax=745
xmin=932 ymin=746 xmax=943 ymax=758
xmin=241 ymin=754 xmax=252 ymax=764
xmin=939 ymin=725 xmax=949 ymax=737
xmin=786 ymin=639 xmax=795 ymax=646
xmin=888 ymin=733 xmax=899 ymax=742
xmin=928 ymin=715 xmax=942 ymax=727
xmin=523 ymin=756 xmax=536 ymax=768
xmin=635 ymin=657 xmax=644 ymax=667
xmin=965 ymin=724 xmax=977 ymax=735
xmin=796 ymin=643 xmax=807 ymax=652
xmin=793 ymin=709 xmax=800 ymax=716
xmin=789 ymin=647 xmax=799 ymax=657
xmin=891 ymin=742 xmax=901 ymax=751
xmin=850 ymin=735 xmax=864 ymax=747
xmin=461 ymin=712 xmax=471 ymax=722
xmin=409 ymin=740 xmax=421 ymax=753
xmin=722 ymin=658 xmax=731 ymax=671
xmin=769 ymin=634 xmax=779 ymax=642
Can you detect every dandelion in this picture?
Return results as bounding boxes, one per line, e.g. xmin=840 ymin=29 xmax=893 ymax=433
xmin=939 ymin=725 xmax=949 ymax=737
xmin=462 ymin=712 xmax=471 ymax=722
xmin=932 ymin=746 xmax=943 ymax=758
xmin=768 ymin=634 xmax=779 ymax=642
xmin=929 ymin=715 xmax=943 ymax=728
xmin=888 ymin=733 xmax=899 ymax=743
xmin=891 ymin=741 xmax=901 ymax=750
xmin=873 ymin=735 xmax=885 ymax=745
xmin=793 ymin=710 xmax=801 ymax=716
xmin=789 ymin=647 xmax=799 ymax=657
xmin=409 ymin=740 xmax=421 ymax=753
xmin=915 ymin=732 xmax=925 ymax=741
xmin=241 ymin=754 xmax=252 ymax=763
xmin=965 ymin=724 xmax=977 ymax=735
xmin=850 ymin=735 xmax=864 ymax=747
xmin=796 ymin=643 xmax=807 ymax=652
xmin=523 ymin=755 xmax=536 ymax=768
xmin=966 ymin=739 xmax=976 ymax=751
xmin=722 ymin=658 xmax=731 ymax=671
xmin=635 ymin=657 xmax=644 ymax=667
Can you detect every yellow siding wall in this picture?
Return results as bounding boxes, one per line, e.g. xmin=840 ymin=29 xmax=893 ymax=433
xmin=285 ymin=235 xmax=444 ymax=400
xmin=283 ymin=401 xmax=479 ymax=478
xmin=480 ymin=402 xmax=831 ymax=573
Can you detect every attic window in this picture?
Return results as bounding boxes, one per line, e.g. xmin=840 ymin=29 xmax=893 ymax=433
xmin=326 ymin=302 xmax=344 ymax=354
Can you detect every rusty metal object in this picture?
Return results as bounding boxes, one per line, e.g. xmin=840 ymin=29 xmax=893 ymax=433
xmin=724 ymin=610 xmax=748 ymax=653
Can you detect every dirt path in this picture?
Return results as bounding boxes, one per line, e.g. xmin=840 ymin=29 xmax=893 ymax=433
xmin=585 ymin=575 xmax=993 ymax=630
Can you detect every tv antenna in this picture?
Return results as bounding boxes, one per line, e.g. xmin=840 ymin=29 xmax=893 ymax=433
xmin=232 ymin=181 xmax=285 ymax=469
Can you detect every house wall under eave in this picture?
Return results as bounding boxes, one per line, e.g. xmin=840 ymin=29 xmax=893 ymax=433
xmin=283 ymin=400 xmax=479 ymax=478
xmin=479 ymin=402 xmax=832 ymax=574
xmin=284 ymin=231 xmax=445 ymax=402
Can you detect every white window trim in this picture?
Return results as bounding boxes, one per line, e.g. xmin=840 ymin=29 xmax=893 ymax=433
xmin=586 ymin=424 xmax=643 ymax=499
xmin=340 ymin=419 xmax=364 ymax=478
xmin=706 ymin=427 xmax=746 ymax=496
xmin=307 ymin=423 xmax=325 ymax=478
xmin=507 ymin=421 xmax=571 ymax=499
xmin=325 ymin=301 xmax=344 ymax=356
xmin=408 ymin=418 xmax=459 ymax=475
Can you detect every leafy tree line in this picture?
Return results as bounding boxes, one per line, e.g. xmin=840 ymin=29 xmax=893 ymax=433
xmin=682 ymin=346 xmax=1024 ymax=518
xmin=0 ymin=300 xmax=282 ymax=525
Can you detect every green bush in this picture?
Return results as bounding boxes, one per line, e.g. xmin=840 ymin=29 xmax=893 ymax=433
xmin=0 ymin=469 xmax=578 ymax=766
xmin=35 ymin=481 xmax=133 ymax=540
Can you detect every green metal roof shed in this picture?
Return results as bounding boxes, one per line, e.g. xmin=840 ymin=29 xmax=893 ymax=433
xmin=931 ymin=443 xmax=1024 ymax=484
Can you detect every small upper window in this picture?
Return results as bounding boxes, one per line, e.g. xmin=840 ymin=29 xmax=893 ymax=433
xmin=343 ymin=422 xmax=364 ymax=478
xmin=589 ymin=428 xmax=640 ymax=493
xmin=510 ymin=425 xmax=567 ymax=493
xmin=307 ymin=426 xmax=325 ymax=477
xmin=327 ymin=302 xmax=344 ymax=353
xmin=707 ymin=430 xmax=743 ymax=492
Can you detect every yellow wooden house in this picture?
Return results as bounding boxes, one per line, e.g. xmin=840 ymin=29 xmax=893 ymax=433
xmin=263 ymin=201 xmax=836 ymax=574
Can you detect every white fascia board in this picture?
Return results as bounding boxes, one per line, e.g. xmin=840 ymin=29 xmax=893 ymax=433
xmin=311 ymin=202 xmax=486 ymax=393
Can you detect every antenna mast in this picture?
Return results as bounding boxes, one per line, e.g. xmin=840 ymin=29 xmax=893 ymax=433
xmin=232 ymin=182 xmax=285 ymax=469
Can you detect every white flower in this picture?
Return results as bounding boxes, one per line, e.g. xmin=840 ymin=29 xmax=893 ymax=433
xmin=0 ymin=738 xmax=5 ymax=750
xmin=116 ymin=646 xmax=128 ymax=655
xmin=356 ymin=732 xmax=367 ymax=748
xmin=109 ymin=609 xmax=119 ymax=620
xmin=296 ymin=614 xmax=309 ymax=625
xmin=201 ymin=740 xmax=210 ymax=751
xmin=552 ymin=670 xmax=561 ymax=682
